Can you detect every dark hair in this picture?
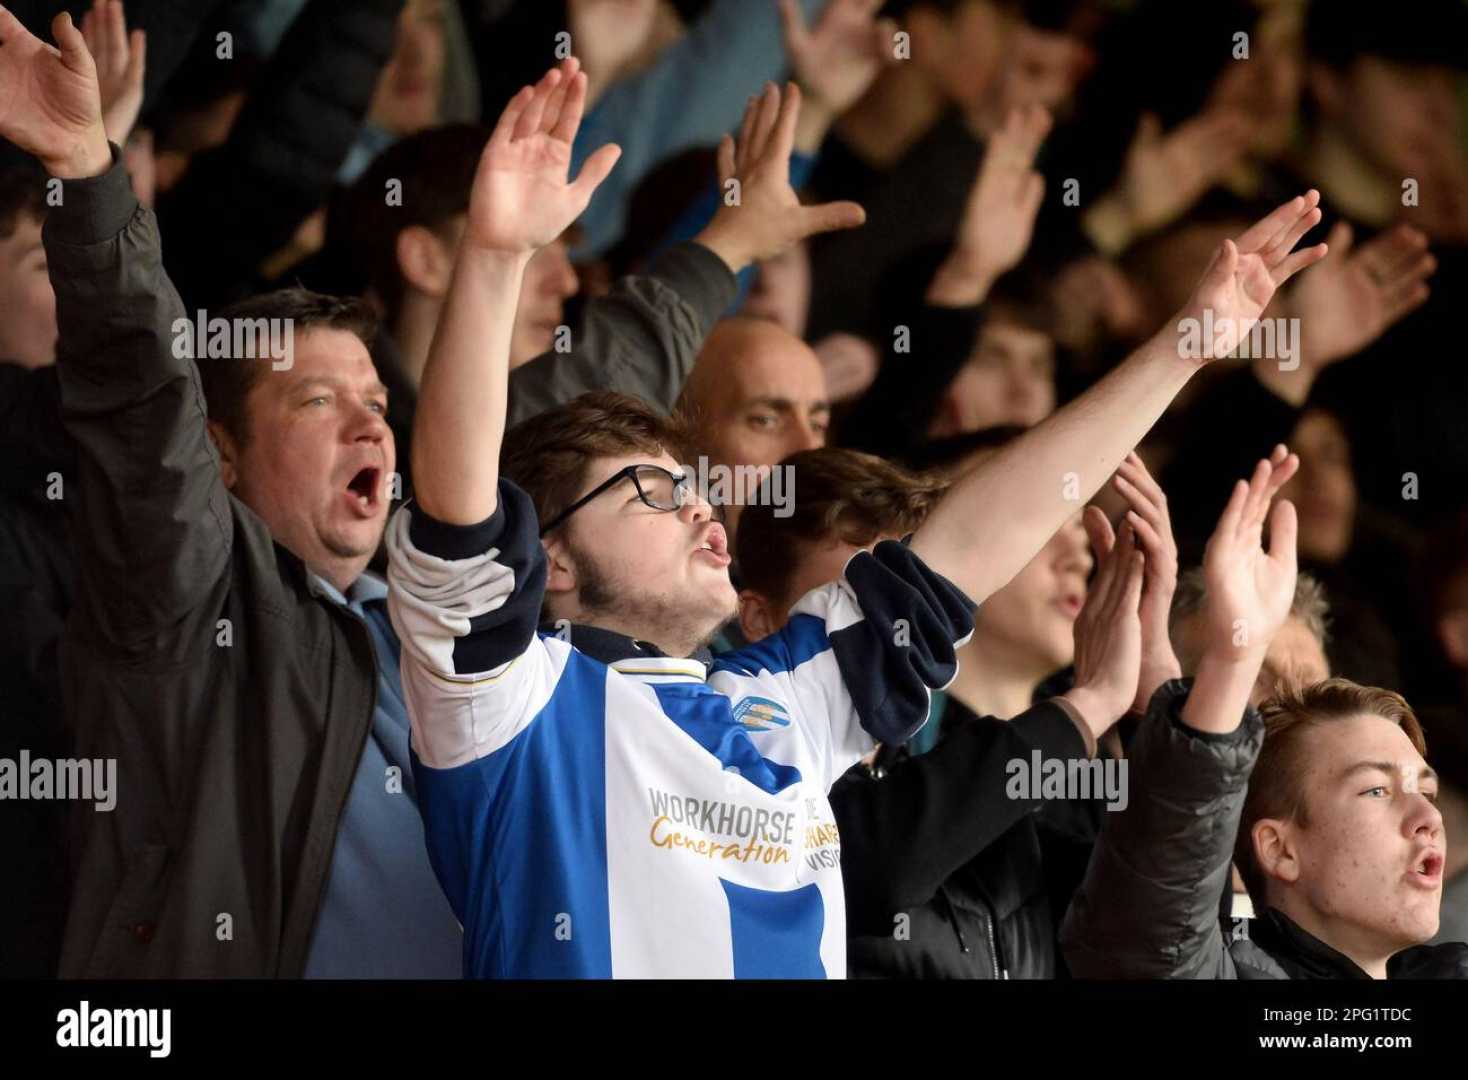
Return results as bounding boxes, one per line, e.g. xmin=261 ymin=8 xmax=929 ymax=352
xmin=1305 ymin=0 xmax=1468 ymax=71
xmin=198 ymin=289 xmax=379 ymax=447
xmin=332 ymin=124 xmax=491 ymax=319
xmin=501 ymin=391 xmax=693 ymax=531
xmin=0 ymin=161 xmax=48 ymax=239
xmin=899 ymin=424 xmax=1026 ymax=475
xmin=736 ymin=447 xmax=949 ymax=608
xmin=985 ymin=268 xmax=1060 ymax=338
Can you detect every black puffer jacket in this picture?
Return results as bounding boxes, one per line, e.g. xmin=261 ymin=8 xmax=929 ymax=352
xmin=832 ymin=696 xmax=1111 ymax=978
xmin=1061 ymin=679 xmax=1468 ymax=979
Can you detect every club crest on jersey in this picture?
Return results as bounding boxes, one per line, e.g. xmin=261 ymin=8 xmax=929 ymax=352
xmin=732 ymin=696 xmax=791 ymax=731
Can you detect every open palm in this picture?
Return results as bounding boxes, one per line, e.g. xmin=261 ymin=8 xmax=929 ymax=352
xmin=466 ymin=59 xmax=621 ymax=255
xmin=1292 ymin=221 xmax=1434 ymax=368
xmin=0 ymin=9 xmax=104 ymax=168
xmin=1201 ymin=447 xmax=1299 ymax=656
xmin=1180 ymin=191 xmax=1329 ymax=359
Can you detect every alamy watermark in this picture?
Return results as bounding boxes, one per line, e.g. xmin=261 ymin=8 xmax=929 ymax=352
xmin=676 ymin=456 xmax=795 ymax=518
xmin=171 ymin=310 xmax=295 ymax=371
xmin=1 ymin=751 xmax=116 ymax=811
xmin=1177 ymin=311 xmax=1301 ymax=370
xmin=1006 ymin=750 xmax=1128 ymax=812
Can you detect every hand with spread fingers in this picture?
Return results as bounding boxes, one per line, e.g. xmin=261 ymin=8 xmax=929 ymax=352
xmin=779 ymin=0 xmax=896 ymax=151
xmin=80 ymin=0 xmax=145 ymax=146
xmin=0 ymin=5 xmax=110 ymax=178
xmin=464 ymin=58 xmax=622 ymax=255
xmin=1199 ymin=445 xmax=1300 ymax=663
xmin=696 ymin=81 xmax=866 ymax=274
xmin=1177 ymin=191 xmax=1331 ymax=362
xmin=1276 ymin=222 xmax=1436 ymax=388
xmin=1086 ymin=109 xmax=1254 ymax=253
xmin=928 ymin=103 xmax=1051 ymax=307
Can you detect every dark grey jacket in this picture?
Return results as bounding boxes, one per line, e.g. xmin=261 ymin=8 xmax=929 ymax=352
xmin=1060 ymin=679 xmax=1468 ymax=979
xmin=46 ymin=151 xmax=382 ymax=978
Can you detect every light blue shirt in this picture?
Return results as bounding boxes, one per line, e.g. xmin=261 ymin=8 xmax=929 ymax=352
xmin=302 ymin=572 xmax=464 ymax=978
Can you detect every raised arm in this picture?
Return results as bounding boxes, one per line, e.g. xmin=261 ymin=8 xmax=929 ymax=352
xmin=411 ymin=58 xmax=620 ymax=526
xmin=506 ymin=81 xmax=864 ymax=426
xmin=910 ymin=191 xmax=1328 ymax=606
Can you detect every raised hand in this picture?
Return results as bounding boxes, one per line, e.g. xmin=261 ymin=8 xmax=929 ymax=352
xmin=927 ymin=104 xmax=1050 ymax=307
xmin=1198 ymin=445 xmax=1299 ymax=661
xmin=1066 ymin=507 xmax=1145 ymax=740
xmin=1091 ymin=109 xmax=1254 ymax=249
xmin=1290 ymin=222 xmax=1434 ymax=370
xmin=1176 ymin=191 xmax=1330 ymax=361
xmin=1103 ymin=451 xmax=1182 ymax=713
xmin=80 ymin=0 xmax=144 ymax=146
xmin=464 ymin=58 xmax=621 ymax=255
xmin=697 ymin=82 xmax=866 ymax=273
xmin=779 ymin=0 xmax=894 ymax=146
xmin=0 ymin=6 xmax=109 ymax=178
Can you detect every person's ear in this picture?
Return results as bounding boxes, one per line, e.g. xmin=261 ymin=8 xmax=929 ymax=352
xmin=1252 ymin=817 xmax=1300 ymax=892
xmin=207 ymin=419 xmax=240 ymax=490
xmin=1438 ymin=609 xmax=1468 ymax=669
xmin=543 ymin=534 xmax=578 ymax=599
xmin=739 ymin=590 xmax=779 ymax=642
xmin=396 ymin=224 xmax=455 ymax=300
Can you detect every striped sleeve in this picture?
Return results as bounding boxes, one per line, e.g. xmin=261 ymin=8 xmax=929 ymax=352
xmin=713 ymin=540 xmax=975 ymax=786
xmin=385 ymin=479 xmax=561 ymax=768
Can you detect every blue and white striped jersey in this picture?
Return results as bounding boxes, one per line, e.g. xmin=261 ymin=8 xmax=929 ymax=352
xmin=386 ymin=480 xmax=975 ymax=978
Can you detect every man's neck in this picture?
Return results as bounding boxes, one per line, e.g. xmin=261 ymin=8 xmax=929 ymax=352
xmin=555 ymin=609 xmax=707 ymax=661
xmin=945 ymin=636 xmax=1045 ymax=720
xmin=392 ymin=292 xmax=446 ymax=391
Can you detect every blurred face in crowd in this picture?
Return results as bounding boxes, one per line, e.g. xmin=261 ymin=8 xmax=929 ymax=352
xmin=211 ymin=328 xmax=394 ymax=590
xmin=1277 ymin=409 xmax=1356 ymax=563
xmin=681 ymin=319 xmax=829 ymax=517
xmin=1311 ymin=56 xmax=1462 ymax=181
xmin=1174 ymin=612 xmax=1331 ymax=707
xmin=738 ymin=532 xmax=901 ymax=642
xmin=907 ymin=0 xmax=1004 ymax=113
xmin=932 ymin=316 xmax=1056 ymax=436
xmin=370 ymin=0 xmax=448 ymax=136
xmin=984 ymin=18 xmax=1091 ymax=127
xmin=968 ymin=511 xmax=1090 ymax=676
xmin=1258 ymin=715 xmax=1444 ymax=957
xmin=513 ymin=237 xmax=582 ymax=366
xmin=545 ymin=450 xmax=737 ymax=654
xmin=743 ymin=241 xmax=811 ymax=340
xmin=0 ymin=211 xmax=56 ymax=368
xmin=397 ymin=213 xmax=581 ymax=369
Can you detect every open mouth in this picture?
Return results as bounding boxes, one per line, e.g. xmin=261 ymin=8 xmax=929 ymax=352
xmin=346 ymin=467 xmax=381 ymax=513
xmin=694 ymin=524 xmax=731 ymax=567
xmin=1411 ymin=851 xmax=1444 ymax=885
xmin=1053 ymin=593 xmax=1083 ymax=619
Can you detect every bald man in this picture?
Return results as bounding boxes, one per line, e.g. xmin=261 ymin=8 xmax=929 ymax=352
xmin=678 ymin=316 xmax=829 ymax=542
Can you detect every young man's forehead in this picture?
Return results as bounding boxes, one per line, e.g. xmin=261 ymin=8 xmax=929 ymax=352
xmin=1306 ymin=713 xmax=1430 ymax=773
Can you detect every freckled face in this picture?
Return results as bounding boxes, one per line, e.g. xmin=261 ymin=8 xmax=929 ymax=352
xmin=1288 ymin=715 xmax=1444 ymax=951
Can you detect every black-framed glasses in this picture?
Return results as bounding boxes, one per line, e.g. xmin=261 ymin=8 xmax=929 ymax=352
xmin=539 ymin=464 xmax=695 ymax=536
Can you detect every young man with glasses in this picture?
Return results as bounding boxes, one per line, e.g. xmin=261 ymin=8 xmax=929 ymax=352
xmin=386 ymin=60 xmax=1330 ymax=977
